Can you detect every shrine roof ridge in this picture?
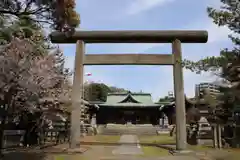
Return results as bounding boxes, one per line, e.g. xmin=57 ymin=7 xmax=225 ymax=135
xmin=99 ymin=103 xmax=161 ymax=107
xmin=108 ymin=92 xmax=151 ymax=96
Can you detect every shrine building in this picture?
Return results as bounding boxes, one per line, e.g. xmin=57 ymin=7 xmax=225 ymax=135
xmin=88 ymin=92 xmax=164 ymax=125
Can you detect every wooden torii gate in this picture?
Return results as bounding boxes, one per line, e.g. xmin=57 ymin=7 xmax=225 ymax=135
xmin=50 ymin=30 xmax=208 ymax=151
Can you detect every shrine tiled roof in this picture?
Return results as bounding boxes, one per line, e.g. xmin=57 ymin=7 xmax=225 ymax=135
xmin=99 ymin=91 xmax=161 ymax=108
xmin=106 ymin=92 xmax=155 ymax=104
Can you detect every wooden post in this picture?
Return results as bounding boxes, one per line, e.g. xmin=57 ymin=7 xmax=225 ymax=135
xmin=217 ymin=124 xmax=222 ymax=149
xmin=70 ymin=40 xmax=85 ymax=149
xmin=172 ymin=39 xmax=187 ymax=150
xmin=162 ymin=117 xmax=165 ymax=128
xmin=213 ymin=125 xmax=218 ymax=148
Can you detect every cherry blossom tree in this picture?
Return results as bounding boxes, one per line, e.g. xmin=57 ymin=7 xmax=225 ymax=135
xmin=0 ymin=36 xmax=70 ymax=153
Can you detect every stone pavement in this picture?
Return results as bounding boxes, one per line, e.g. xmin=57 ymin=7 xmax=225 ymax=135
xmin=112 ymin=135 xmax=143 ymax=155
xmin=100 ymin=156 xmax=200 ymax=160
xmin=82 ymin=134 xmax=216 ymax=160
xmin=108 ymin=135 xmax=204 ymax=160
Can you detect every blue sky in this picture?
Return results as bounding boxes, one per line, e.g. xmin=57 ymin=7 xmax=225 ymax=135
xmin=60 ymin=0 xmax=233 ymax=102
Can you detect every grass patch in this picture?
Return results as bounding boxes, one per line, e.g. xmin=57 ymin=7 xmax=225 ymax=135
xmin=53 ymin=154 xmax=88 ymax=160
xmin=188 ymin=145 xmax=240 ymax=160
xmin=138 ymin=134 xmax=175 ymax=157
xmin=139 ymin=134 xmax=175 ymax=144
xmin=139 ymin=146 xmax=171 ymax=157
xmin=188 ymin=144 xmax=212 ymax=151
xmin=225 ymin=149 xmax=240 ymax=160
xmin=94 ymin=135 xmax=120 ymax=143
xmin=80 ymin=135 xmax=120 ymax=143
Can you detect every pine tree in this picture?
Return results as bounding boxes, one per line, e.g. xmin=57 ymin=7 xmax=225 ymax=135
xmin=183 ymin=0 xmax=240 ymax=122
xmin=183 ymin=0 xmax=239 ymax=73
xmin=0 ymin=0 xmax=80 ymax=31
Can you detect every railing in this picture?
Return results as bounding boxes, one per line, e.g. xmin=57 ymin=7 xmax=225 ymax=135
xmin=3 ymin=130 xmax=25 ymax=148
xmin=2 ymin=121 xmax=93 ymax=149
xmin=40 ymin=120 xmax=70 ymax=144
xmin=2 ymin=120 xmax=70 ymax=149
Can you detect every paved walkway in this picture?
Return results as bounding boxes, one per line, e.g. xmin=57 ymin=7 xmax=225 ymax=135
xmin=100 ymin=156 xmax=200 ymax=160
xmin=112 ymin=135 xmax=143 ymax=155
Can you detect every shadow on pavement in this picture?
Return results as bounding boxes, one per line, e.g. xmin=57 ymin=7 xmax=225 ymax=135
xmin=79 ymin=141 xmax=214 ymax=155
xmin=80 ymin=141 xmax=178 ymax=153
xmin=1 ymin=151 xmax=46 ymax=160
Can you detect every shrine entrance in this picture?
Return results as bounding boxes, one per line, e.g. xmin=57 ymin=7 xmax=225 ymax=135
xmin=123 ymin=111 xmax=134 ymax=123
xmin=50 ymin=30 xmax=208 ymax=151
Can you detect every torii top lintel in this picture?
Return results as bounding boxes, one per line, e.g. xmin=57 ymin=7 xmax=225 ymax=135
xmin=49 ymin=30 xmax=208 ymax=44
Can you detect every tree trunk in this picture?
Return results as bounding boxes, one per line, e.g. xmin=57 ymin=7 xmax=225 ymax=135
xmin=170 ymin=125 xmax=175 ymax=137
xmin=0 ymin=89 xmax=15 ymax=156
xmin=0 ymin=123 xmax=5 ymax=157
xmin=0 ymin=105 xmax=8 ymax=157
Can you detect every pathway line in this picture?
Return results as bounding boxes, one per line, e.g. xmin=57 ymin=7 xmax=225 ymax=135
xmin=112 ymin=135 xmax=143 ymax=155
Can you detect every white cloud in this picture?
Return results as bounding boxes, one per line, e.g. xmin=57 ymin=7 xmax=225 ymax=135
xmin=189 ymin=20 xmax=231 ymax=43
xmin=183 ymin=69 xmax=218 ymax=97
xmin=126 ymin=0 xmax=174 ymax=15
xmin=207 ymin=24 xmax=231 ymax=43
xmin=208 ymin=0 xmax=222 ymax=8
